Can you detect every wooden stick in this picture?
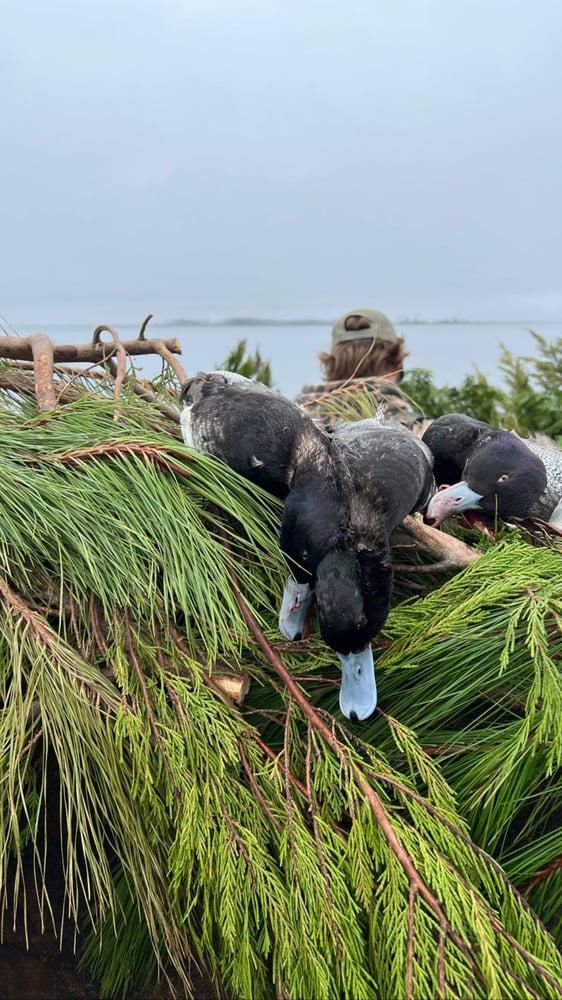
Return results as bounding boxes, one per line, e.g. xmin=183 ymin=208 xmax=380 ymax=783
xmin=0 ymin=333 xmax=182 ymax=364
xmin=391 ymin=514 xmax=481 ymax=572
xmin=212 ymin=672 xmax=251 ymax=704
xmin=29 ymin=333 xmax=56 ymax=411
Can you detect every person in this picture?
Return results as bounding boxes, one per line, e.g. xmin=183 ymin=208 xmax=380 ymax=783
xmin=295 ymin=308 xmax=425 ymax=432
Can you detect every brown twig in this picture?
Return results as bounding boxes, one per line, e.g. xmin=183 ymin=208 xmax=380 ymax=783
xmin=137 ymin=313 xmax=154 ymax=341
xmin=92 ymin=324 xmax=127 ymax=410
xmin=29 ymin=332 xmax=56 ymax=411
xmin=525 ymin=855 xmax=562 ymax=894
xmin=248 ymin=732 xmax=309 ymax=799
xmin=150 ymin=338 xmax=188 ymax=385
xmin=366 ymin=768 xmax=555 ymax=936
xmin=283 ymin=698 xmax=299 ymax=866
xmin=406 ymin=884 xmax=417 ymax=1000
xmin=237 ymin=739 xmax=284 ymax=834
xmin=27 ymin=439 xmax=195 ymax=477
xmin=437 ymin=929 xmax=446 ymax=999
xmin=214 ymin=784 xmax=258 ymax=891
xmin=20 ymin=727 xmax=44 ymax=758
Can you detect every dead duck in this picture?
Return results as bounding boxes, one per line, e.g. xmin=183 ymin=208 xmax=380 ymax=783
xmin=421 ymin=413 xmax=562 ymax=527
xmin=179 ymin=375 xmax=434 ymax=721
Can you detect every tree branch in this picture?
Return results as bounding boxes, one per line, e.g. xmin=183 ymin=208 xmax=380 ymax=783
xmin=392 ymin=514 xmax=481 ymax=573
xmin=29 ymin=332 xmax=56 ymax=411
xmin=0 ymin=331 xmax=182 ymax=364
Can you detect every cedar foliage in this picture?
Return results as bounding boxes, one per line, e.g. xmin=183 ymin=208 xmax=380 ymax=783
xmin=401 ymin=330 xmax=562 ymax=439
xmin=0 ymin=358 xmax=561 ymax=999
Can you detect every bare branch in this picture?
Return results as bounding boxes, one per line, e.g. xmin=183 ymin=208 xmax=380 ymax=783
xmin=29 ymin=332 xmax=56 ymax=411
xmin=0 ymin=331 xmax=182 ymax=364
xmin=137 ymin=313 xmax=154 ymax=341
xmin=392 ymin=514 xmax=481 ymax=573
xmin=150 ymin=338 xmax=188 ymax=385
xmin=92 ymin=324 xmax=128 ymax=407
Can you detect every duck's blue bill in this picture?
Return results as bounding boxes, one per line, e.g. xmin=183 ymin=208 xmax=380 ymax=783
xmin=425 ymin=481 xmax=484 ymax=526
xmin=338 ymin=646 xmax=377 ymax=721
xmin=278 ymin=577 xmax=314 ymax=641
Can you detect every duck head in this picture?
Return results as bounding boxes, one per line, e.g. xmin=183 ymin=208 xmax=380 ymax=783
xmin=425 ymin=437 xmax=548 ymax=525
xmin=315 ymin=550 xmax=393 ymax=722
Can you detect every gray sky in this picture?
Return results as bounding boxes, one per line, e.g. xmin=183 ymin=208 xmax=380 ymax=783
xmin=2 ymin=0 xmax=561 ymax=326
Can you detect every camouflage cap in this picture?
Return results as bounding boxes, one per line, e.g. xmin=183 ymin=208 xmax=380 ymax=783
xmin=331 ymin=309 xmax=398 ymax=349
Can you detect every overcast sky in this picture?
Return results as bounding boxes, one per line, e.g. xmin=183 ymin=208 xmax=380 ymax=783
xmin=2 ymin=0 xmax=561 ymax=327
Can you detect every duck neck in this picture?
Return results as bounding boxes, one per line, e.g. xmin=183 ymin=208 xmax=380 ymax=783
xmin=280 ymin=464 xmax=342 ymax=583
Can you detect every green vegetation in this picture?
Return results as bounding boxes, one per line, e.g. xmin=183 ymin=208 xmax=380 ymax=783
xmin=216 ymin=338 xmax=274 ymax=387
xmin=401 ymin=331 xmax=562 ymax=440
xmin=0 ymin=347 xmax=561 ymax=999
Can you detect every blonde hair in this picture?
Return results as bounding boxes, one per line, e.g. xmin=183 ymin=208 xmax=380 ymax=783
xmin=318 ymin=336 xmax=409 ymax=383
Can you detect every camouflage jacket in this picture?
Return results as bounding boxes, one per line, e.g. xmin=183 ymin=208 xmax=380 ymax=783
xmin=294 ymin=376 xmax=426 ymax=432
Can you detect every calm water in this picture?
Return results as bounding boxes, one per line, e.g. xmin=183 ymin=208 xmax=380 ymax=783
xmin=10 ymin=319 xmax=561 ymax=399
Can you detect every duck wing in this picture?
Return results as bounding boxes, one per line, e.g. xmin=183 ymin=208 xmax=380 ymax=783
xmin=332 ymin=419 xmax=436 ymax=535
xmin=522 ymin=436 xmax=562 ymax=524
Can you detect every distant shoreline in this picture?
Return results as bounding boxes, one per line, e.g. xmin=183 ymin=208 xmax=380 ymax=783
xmin=158 ymin=317 xmax=561 ymax=328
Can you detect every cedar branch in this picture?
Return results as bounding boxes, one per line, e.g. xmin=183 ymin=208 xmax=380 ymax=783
xmin=227 ymin=569 xmax=487 ymax=986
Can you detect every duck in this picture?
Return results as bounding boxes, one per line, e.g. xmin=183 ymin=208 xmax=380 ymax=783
xmin=179 ymin=374 xmax=435 ymax=721
xmin=178 ymin=370 xmax=309 ymax=499
xmin=422 ymin=413 xmax=562 ymax=528
xmin=324 ymin=418 xmax=435 ymax=718
xmin=180 ymin=372 xmax=353 ymax=706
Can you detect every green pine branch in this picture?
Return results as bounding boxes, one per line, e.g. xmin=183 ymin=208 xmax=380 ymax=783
xmin=0 ymin=388 xmax=561 ymax=998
